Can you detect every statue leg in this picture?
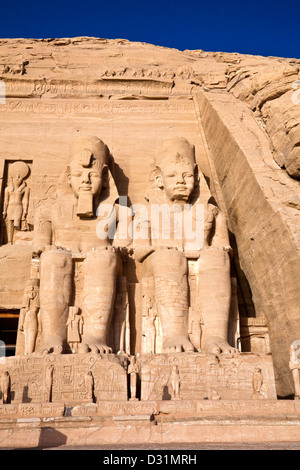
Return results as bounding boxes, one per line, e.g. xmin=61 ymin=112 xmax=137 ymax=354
xmin=149 ymin=249 xmax=194 ymax=353
xmin=79 ymin=248 xmax=119 ymax=354
xmin=5 ymin=220 xmax=14 ymax=244
xmin=197 ymin=248 xmax=238 ymax=356
xmin=39 ymin=249 xmax=73 ymax=354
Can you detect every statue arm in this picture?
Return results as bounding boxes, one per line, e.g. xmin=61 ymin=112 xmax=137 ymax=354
xmin=113 ymin=203 xmax=133 ymax=249
xmin=211 ymin=209 xmax=232 ymax=254
xmin=2 ymin=187 xmax=9 ymax=217
xmin=132 ymin=208 xmax=154 ymax=262
xmin=22 ymin=186 xmax=30 ymax=218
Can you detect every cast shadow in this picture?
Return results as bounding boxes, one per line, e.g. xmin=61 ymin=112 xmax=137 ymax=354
xmin=162 ymin=386 xmax=172 ymax=401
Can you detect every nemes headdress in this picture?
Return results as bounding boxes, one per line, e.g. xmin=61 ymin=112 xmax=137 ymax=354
xmin=145 ymin=137 xmax=197 ymax=203
xmin=154 ymin=137 xmax=196 ymax=168
xmin=69 ymin=135 xmax=110 ymax=168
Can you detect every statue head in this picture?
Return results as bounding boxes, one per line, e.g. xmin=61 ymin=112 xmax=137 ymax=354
xmin=153 ymin=137 xmax=196 ymax=203
xmin=67 ymin=136 xmax=110 ymax=217
xmin=9 ymin=161 xmax=30 ymax=189
xmin=68 ymin=136 xmax=109 ymax=198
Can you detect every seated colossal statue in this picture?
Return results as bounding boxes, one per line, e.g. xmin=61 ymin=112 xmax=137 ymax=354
xmin=31 ymin=135 xmax=132 ymax=355
xmin=134 ymin=137 xmax=237 ymax=357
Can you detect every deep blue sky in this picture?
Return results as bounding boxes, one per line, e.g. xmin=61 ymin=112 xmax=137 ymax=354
xmin=1 ymin=0 xmax=299 ymax=58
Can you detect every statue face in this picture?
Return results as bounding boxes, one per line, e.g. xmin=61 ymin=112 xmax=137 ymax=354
xmin=12 ymin=175 xmax=22 ymax=189
xmin=68 ymin=159 xmax=106 ymax=199
xmin=157 ymin=160 xmax=195 ymax=202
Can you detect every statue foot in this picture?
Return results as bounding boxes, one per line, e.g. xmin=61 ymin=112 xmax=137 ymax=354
xmin=38 ymin=339 xmax=64 ymax=355
xmin=162 ymin=335 xmax=195 ymax=353
xmin=79 ymin=336 xmax=112 ymax=354
xmin=205 ymin=337 xmax=239 ymax=358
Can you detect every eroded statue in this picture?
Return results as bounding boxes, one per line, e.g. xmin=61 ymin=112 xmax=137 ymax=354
xmin=2 ymin=161 xmax=30 ymax=244
xmin=134 ymin=137 xmax=237 ymax=356
xmin=32 ymin=135 xmax=131 ymax=355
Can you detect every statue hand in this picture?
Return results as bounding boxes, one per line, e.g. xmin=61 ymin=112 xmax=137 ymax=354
xmin=2 ymin=212 xmax=6 ymax=219
xmin=223 ymin=246 xmax=233 ymax=258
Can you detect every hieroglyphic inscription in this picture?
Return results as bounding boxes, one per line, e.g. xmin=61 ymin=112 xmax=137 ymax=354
xmin=0 ymin=99 xmax=194 ymax=116
xmin=140 ymin=353 xmax=277 ymax=401
xmin=0 ymin=354 xmax=127 ymax=404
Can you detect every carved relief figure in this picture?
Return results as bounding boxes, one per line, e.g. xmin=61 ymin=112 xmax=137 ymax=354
xmin=128 ymin=355 xmax=139 ymax=401
xmin=67 ymin=307 xmax=83 ymax=353
xmin=113 ymin=277 xmax=130 ymax=354
xmin=134 ymin=137 xmax=237 ymax=357
xmin=45 ymin=364 xmax=54 ymax=402
xmin=32 ymin=136 xmax=132 ymax=355
xmin=1 ymin=371 xmax=10 ymax=404
xmin=84 ymin=371 xmax=94 ymax=402
xmin=19 ymin=279 xmax=40 ymax=355
xmin=2 ymin=161 xmax=30 ymax=244
xmin=141 ymin=296 xmax=157 ymax=355
xmin=170 ymin=365 xmax=181 ymax=400
xmin=252 ymin=367 xmax=264 ymax=399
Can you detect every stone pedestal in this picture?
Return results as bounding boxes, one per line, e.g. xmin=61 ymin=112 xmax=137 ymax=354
xmin=0 ymin=353 xmax=128 ymax=404
xmin=140 ymin=352 xmax=276 ymax=401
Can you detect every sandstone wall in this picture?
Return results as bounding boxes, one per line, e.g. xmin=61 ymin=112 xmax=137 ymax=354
xmin=0 ymin=38 xmax=299 ymax=396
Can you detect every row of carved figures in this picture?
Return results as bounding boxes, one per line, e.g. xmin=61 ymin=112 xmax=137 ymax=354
xmin=0 ymin=360 xmax=269 ymax=405
xmin=1 ymin=135 xmax=239 ymax=359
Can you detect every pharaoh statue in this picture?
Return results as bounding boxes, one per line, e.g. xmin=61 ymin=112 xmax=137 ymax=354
xmin=19 ymin=279 xmax=40 ymax=355
xmin=2 ymin=161 xmax=30 ymax=244
xmin=134 ymin=137 xmax=237 ymax=356
xmin=32 ymin=135 xmax=132 ymax=355
xmin=128 ymin=355 xmax=139 ymax=401
xmin=67 ymin=307 xmax=83 ymax=353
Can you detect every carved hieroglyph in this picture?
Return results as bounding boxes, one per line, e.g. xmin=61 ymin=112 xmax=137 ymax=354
xmin=0 ymin=354 xmax=128 ymax=403
xmin=140 ymin=353 xmax=276 ymax=401
xmin=135 ymin=137 xmax=236 ymax=357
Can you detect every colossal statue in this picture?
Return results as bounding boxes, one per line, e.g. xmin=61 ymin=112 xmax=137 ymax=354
xmin=32 ymin=136 xmax=131 ymax=355
xmin=2 ymin=161 xmax=30 ymax=244
xmin=134 ymin=137 xmax=237 ymax=357
xmin=19 ymin=279 xmax=40 ymax=355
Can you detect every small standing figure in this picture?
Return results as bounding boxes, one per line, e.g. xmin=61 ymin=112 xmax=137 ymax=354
xmin=170 ymin=365 xmax=181 ymax=400
xmin=289 ymin=342 xmax=300 ymax=399
xmin=1 ymin=371 xmax=10 ymax=404
xmin=113 ymin=279 xmax=130 ymax=354
xmin=45 ymin=364 xmax=54 ymax=403
xmin=128 ymin=355 xmax=139 ymax=401
xmin=19 ymin=280 xmax=40 ymax=355
xmin=2 ymin=161 xmax=30 ymax=244
xmin=252 ymin=367 xmax=264 ymax=399
xmin=84 ymin=371 xmax=94 ymax=403
xmin=189 ymin=313 xmax=204 ymax=352
xmin=67 ymin=307 xmax=83 ymax=353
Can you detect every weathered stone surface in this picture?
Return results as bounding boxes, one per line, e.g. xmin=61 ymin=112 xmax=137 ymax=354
xmin=0 ymin=37 xmax=299 ymax=408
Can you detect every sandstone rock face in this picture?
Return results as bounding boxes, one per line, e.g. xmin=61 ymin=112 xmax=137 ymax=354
xmin=0 ymin=37 xmax=299 ymax=398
